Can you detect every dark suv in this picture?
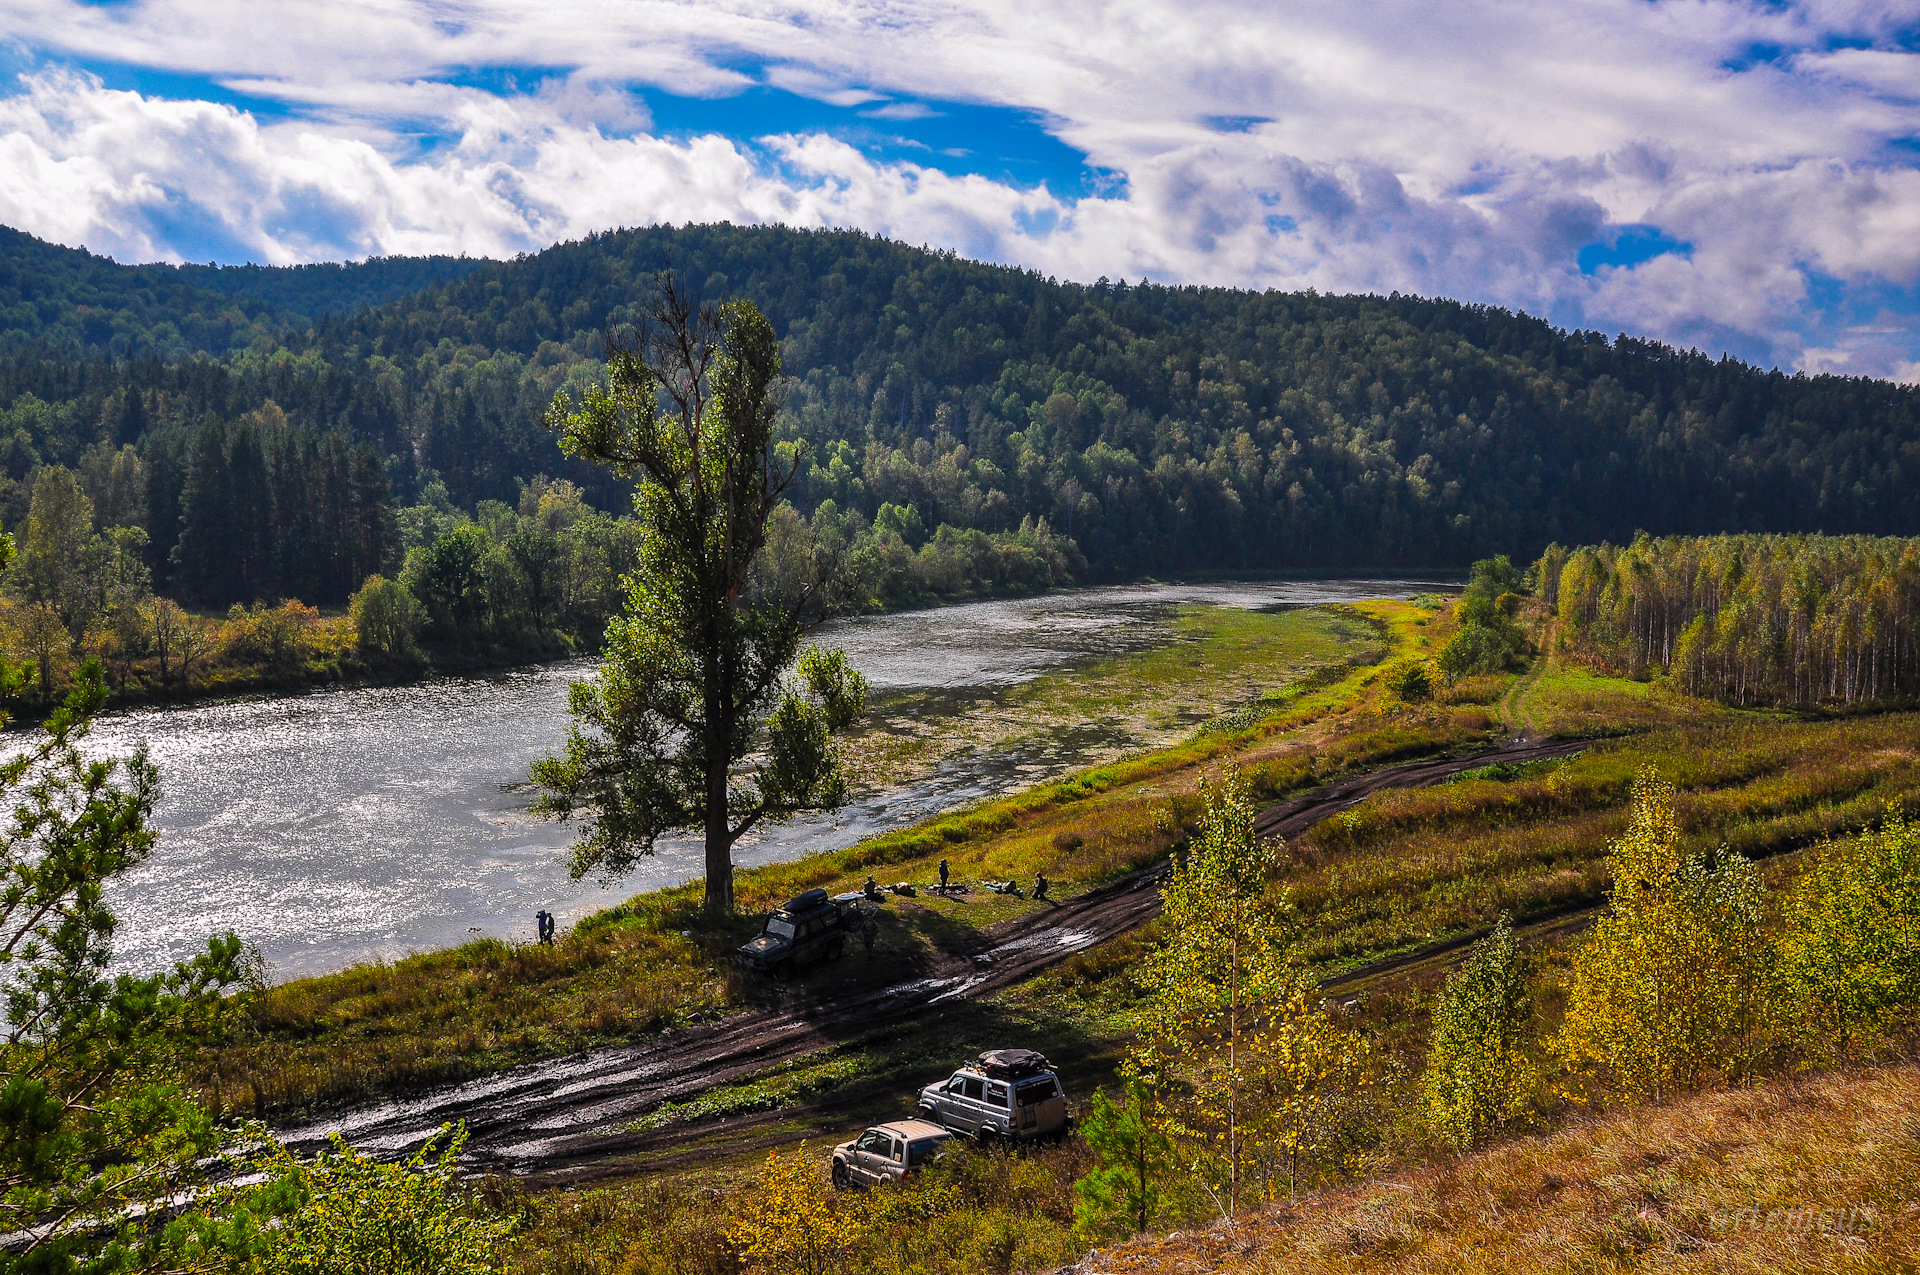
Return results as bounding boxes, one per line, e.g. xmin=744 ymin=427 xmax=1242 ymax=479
xmin=736 ymin=889 xmax=852 ymax=976
xmin=917 ymin=1048 xmax=1071 ymax=1143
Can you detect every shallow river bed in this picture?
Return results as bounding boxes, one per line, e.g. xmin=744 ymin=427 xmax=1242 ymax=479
xmin=88 ymin=578 xmax=1442 ymax=979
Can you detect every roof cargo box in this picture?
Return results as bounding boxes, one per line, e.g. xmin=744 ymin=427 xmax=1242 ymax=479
xmin=783 ymin=889 xmax=831 ymax=915
xmin=978 ymin=1048 xmax=1052 ymax=1079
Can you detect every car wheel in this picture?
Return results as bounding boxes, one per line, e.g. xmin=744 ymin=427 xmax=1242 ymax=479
xmin=826 ymin=938 xmax=845 ymax=962
xmin=773 ymin=960 xmax=795 ymax=981
xmin=832 ymin=1160 xmax=851 ymax=1190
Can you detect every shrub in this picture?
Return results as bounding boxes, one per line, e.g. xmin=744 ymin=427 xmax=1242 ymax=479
xmin=1776 ymin=804 xmax=1920 ymax=1059
xmin=209 ymin=1126 xmax=513 ymax=1275
xmin=1382 ymin=658 xmax=1433 ymax=701
xmin=1422 ymin=915 xmax=1536 ymax=1150
xmin=1555 ymin=770 xmax=1769 ymax=1100
xmin=726 ymin=1144 xmax=857 ymax=1275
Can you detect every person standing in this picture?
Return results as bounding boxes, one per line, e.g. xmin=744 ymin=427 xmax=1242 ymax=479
xmin=860 ymin=913 xmax=879 ymax=959
xmin=938 ymin=859 xmax=950 ymax=893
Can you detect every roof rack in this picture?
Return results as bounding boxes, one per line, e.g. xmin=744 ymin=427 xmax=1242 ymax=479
xmin=977 ymin=1048 xmax=1052 ymax=1079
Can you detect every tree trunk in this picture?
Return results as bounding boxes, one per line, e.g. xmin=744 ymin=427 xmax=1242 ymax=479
xmin=704 ymin=800 xmax=733 ymax=915
xmin=704 ymin=688 xmax=734 ymax=915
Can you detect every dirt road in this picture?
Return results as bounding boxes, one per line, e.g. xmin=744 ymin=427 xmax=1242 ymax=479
xmin=278 ymin=735 xmax=1592 ymax=1181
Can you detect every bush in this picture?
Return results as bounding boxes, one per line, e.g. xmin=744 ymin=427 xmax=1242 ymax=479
xmin=1382 ymin=658 xmax=1433 ymax=701
xmin=209 ymin=1126 xmax=513 ymax=1275
xmin=1422 ymin=915 xmax=1536 ymax=1150
xmin=352 ymin=573 xmax=427 ymax=661
xmin=1436 ymin=593 xmax=1529 ymax=681
xmin=1555 ymin=770 xmax=1769 ymax=1100
xmin=1776 ymin=805 xmax=1920 ymax=1059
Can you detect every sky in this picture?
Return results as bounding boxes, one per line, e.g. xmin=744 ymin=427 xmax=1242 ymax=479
xmin=1 ymin=1 xmax=1919 ymax=377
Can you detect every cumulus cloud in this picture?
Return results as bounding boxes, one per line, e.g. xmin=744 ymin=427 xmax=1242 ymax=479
xmin=0 ymin=0 xmax=1918 ymax=374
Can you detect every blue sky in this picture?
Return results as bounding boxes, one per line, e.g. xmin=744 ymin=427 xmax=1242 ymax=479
xmin=2 ymin=0 xmax=1920 ymax=377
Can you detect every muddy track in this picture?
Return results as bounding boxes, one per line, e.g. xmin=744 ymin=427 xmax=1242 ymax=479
xmin=278 ymin=734 xmax=1592 ymax=1182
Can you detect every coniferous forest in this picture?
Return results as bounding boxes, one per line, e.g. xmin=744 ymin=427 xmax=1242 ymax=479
xmin=2 ymin=219 xmax=1919 ymax=699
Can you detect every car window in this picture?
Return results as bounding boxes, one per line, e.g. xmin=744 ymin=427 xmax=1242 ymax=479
xmin=985 ymin=1081 xmax=1008 ymax=1107
xmin=962 ymin=1076 xmax=984 ymax=1101
xmin=891 ymin=1140 xmax=906 ymax=1162
xmin=907 ymin=1138 xmax=946 ymax=1167
xmin=856 ymin=1130 xmax=887 ymax=1153
xmin=766 ymin=918 xmax=795 ymax=940
xmin=946 ymin=1075 xmax=964 ymax=1092
xmin=1015 ymin=1077 xmax=1059 ymax=1105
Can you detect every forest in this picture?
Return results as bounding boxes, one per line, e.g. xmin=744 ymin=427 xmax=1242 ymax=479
xmin=1543 ymin=533 xmax=1920 ymax=708
xmin=5 ymin=221 xmax=1920 ymax=573
xmin=3 ymin=218 xmax=1920 ymax=702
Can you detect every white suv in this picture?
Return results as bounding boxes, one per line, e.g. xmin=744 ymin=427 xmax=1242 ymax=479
xmin=830 ymin=1119 xmax=952 ymax=1189
xmin=916 ymin=1049 xmax=1070 ymax=1144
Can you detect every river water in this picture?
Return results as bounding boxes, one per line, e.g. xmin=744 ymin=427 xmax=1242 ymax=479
xmin=85 ymin=579 xmax=1442 ymax=980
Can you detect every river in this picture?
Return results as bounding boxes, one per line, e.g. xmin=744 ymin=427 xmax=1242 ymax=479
xmin=88 ymin=579 xmax=1443 ymax=980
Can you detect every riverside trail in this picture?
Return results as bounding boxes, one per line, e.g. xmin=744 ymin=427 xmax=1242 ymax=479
xmin=279 ymin=735 xmax=1590 ymax=1183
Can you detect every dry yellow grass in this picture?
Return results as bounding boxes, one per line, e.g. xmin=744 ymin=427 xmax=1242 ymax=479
xmin=1079 ymin=1060 xmax=1920 ymax=1274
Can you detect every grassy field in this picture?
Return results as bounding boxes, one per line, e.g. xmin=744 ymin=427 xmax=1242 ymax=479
xmin=837 ymin=602 xmax=1379 ymax=794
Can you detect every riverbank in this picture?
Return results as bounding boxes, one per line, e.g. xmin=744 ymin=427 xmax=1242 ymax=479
xmin=6 ymin=570 xmax=1455 ymax=730
xmin=96 ymin=580 xmax=1441 ymax=982
xmin=0 ymin=603 xmax=580 ymax=728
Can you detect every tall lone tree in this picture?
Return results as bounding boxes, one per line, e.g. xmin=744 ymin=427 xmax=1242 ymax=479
xmin=531 ymin=283 xmax=866 ymax=916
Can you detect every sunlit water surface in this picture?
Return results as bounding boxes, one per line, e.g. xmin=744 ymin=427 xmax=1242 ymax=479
xmin=83 ymin=579 xmax=1444 ymax=979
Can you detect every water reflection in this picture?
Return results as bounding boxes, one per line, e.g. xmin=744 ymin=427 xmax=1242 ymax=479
xmin=86 ymin=578 xmax=1444 ymax=979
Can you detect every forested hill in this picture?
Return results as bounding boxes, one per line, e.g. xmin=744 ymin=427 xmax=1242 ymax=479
xmin=1 ymin=220 xmax=1918 ymax=610
xmin=0 ymin=227 xmax=486 ymax=357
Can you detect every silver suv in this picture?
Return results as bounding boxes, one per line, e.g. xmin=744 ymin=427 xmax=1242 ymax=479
xmin=830 ymin=1119 xmax=952 ymax=1189
xmin=916 ymin=1049 xmax=1070 ymax=1143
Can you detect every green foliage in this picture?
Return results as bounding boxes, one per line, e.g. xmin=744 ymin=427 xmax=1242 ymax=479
xmin=726 ymin=1144 xmax=855 ymax=1275
xmin=0 ymin=664 xmax=248 ymax=1272
xmin=1074 ymin=1083 xmax=1170 ymax=1239
xmin=207 ymin=1127 xmax=512 ymax=1275
xmin=166 ymin=407 xmax=396 ymax=608
xmin=11 ymin=223 xmax=1920 ymax=616
xmin=1436 ymin=559 xmax=1531 ymax=682
xmin=1421 ymin=914 xmax=1537 ymax=1150
xmin=532 ymin=288 xmax=866 ymax=913
xmin=1129 ymin=769 xmax=1374 ymax=1215
xmin=1775 ymin=805 xmax=1920 ymax=1058
xmin=1550 ymin=532 xmax=1920 ymax=708
xmin=350 ymin=573 xmax=427 ymax=661
xmin=1555 ymin=769 xmax=1770 ymax=1101
xmin=1381 ymin=658 xmax=1433 ymax=701
xmin=1137 ymin=769 xmax=1289 ymax=1016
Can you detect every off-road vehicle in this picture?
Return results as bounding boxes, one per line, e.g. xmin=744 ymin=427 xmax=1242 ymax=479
xmin=831 ymin=1119 xmax=952 ymax=1189
xmin=736 ymin=888 xmax=852 ymax=976
xmin=916 ymin=1048 xmax=1070 ymax=1143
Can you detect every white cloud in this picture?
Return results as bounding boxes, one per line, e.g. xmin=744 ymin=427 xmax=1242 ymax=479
xmin=0 ymin=0 xmax=1918 ymax=373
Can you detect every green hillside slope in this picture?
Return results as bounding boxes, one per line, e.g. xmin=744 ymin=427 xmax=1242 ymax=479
xmin=1 ymin=221 xmax=1916 ymax=594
